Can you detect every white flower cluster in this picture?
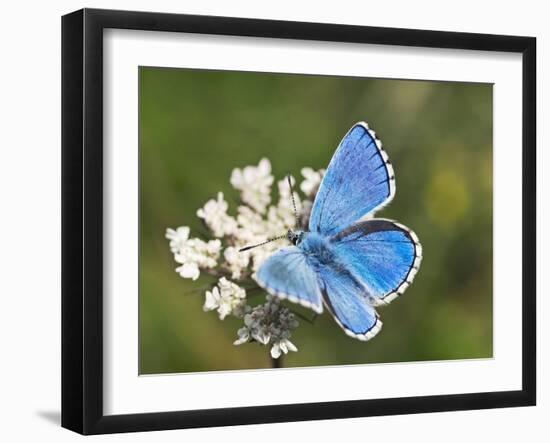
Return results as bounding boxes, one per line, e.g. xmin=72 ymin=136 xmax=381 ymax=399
xmin=165 ymin=227 xmax=221 ymax=280
xmin=234 ymin=295 xmax=299 ymax=359
xmin=203 ymin=277 xmax=247 ymax=320
xmin=197 ymin=192 xmax=238 ymax=238
xmin=230 ymin=158 xmax=273 ymax=213
xmin=300 ymin=167 xmax=325 ymax=198
xmin=166 ymin=159 xmax=325 ymax=361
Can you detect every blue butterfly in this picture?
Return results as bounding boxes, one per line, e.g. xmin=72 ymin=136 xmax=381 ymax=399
xmin=254 ymin=122 xmax=422 ymax=341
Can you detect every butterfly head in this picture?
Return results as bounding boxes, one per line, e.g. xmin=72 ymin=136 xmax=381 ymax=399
xmin=287 ymin=229 xmax=305 ymax=246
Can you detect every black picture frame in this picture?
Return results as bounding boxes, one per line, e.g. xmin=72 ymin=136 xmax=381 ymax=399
xmin=61 ymin=8 xmax=536 ymax=435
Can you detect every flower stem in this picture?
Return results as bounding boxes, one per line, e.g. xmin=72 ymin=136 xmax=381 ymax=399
xmin=271 ymin=355 xmax=283 ymax=368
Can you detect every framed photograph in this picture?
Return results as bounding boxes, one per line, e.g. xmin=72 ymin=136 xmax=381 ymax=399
xmin=61 ymin=8 xmax=536 ymax=435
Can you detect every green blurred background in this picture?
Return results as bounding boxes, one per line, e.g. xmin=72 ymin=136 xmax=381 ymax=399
xmin=139 ymin=67 xmax=493 ymax=374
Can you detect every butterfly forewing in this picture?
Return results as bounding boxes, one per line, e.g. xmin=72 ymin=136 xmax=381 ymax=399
xmin=309 ymin=122 xmax=395 ymax=236
xmin=255 ymin=247 xmax=323 ymax=314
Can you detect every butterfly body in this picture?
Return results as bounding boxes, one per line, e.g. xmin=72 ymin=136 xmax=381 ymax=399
xmin=255 ymin=122 xmax=422 ymax=341
xmin=297 ymin=232 xmax=349 ymax=279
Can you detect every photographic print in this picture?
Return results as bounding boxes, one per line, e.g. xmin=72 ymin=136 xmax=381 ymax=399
xmin=139 ymin=67 xmax=493 ymax=374
xmin=62 ymin=10 xmax=535 ymax=433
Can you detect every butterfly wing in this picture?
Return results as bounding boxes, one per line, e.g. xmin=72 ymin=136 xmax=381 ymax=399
xmin=309 ymin=122 xmax=395 ymax=236
xmin=255 ymin=247 xmax=323 ymax=314
xmin=318 ymin=263 xmax=382 ymax=341
xmin=331 ymin=219 xmax=422 ymax=304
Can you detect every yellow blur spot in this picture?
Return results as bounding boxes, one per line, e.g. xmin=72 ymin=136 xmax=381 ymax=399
xmin=425 ymin=170 xmax=469 ymax=229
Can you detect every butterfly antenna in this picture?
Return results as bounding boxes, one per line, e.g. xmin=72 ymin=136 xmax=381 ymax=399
xmin=287 ymin=174 xmax=301 ymax=229
xmin=239 ymin=235 xmax=287 ymax=252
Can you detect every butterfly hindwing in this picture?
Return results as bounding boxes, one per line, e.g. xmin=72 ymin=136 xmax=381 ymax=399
xmin=318 ymin=263 xmax=382 ymax=341
xmin=309 ymin=122 xmax=395 ymax=236
xmin=331 ymin=219 xmax=422 ymax=304
xmin=255 ymin=247 xmax=323 ymax=314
